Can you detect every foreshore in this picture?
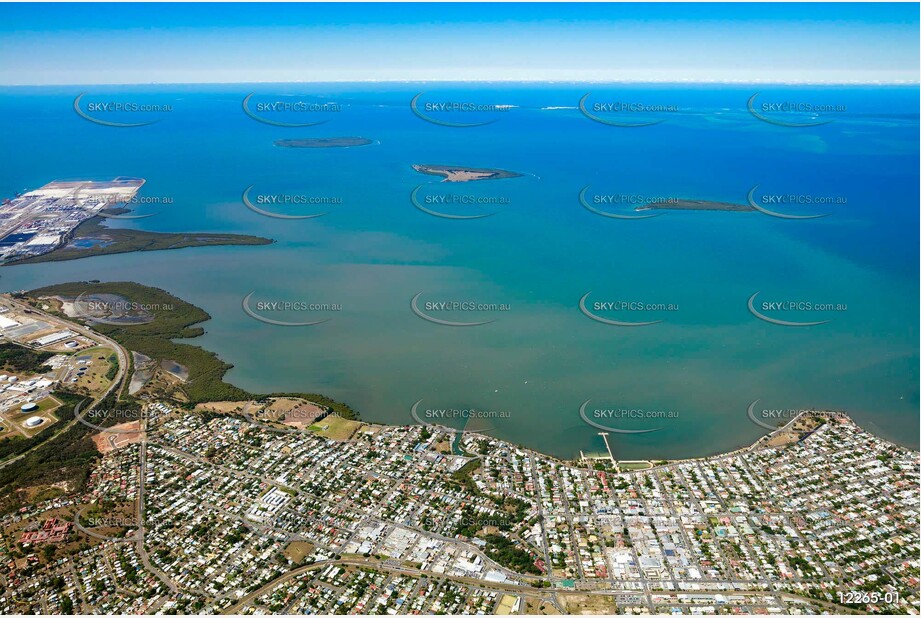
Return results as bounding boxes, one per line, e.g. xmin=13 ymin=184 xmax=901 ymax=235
xmin=12 ymin=285 xmax=916 ymax=467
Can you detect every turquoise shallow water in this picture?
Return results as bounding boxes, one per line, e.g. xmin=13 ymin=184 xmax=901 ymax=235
xmin=0 ymin=84 xmax=917 ymax=459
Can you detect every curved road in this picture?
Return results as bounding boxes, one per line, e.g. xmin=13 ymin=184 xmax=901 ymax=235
xmin=0 ymin=296 xmax=129 ymax=469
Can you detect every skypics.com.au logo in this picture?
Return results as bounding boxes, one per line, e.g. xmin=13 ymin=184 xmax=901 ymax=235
xmin=72 ymin=291 xmax=166 ymax=326
xmin=747 ymin=292 xmax=846 ymax=327
xmin=74 ymin=184 xmax=169 ymax=220
xmin=410 ymin=400 xmax=505 ymax=434
xmin=746 ymin=185 xmax=844 ymax=220
xmin=73 ymin=93 xmax=172 ymax=127
xmin=410 ymin=185 xmax=512 ymax=220
xmin=410 ymin=92 xmax=512 ymax=127
xmin=746 ymin=400 xmax=848 ymax=431
xmin=579 ymin=400 xmax=678 ymax=434
xmin=747 ymin=93 xmax=846 ymax=127
xmin=411 ymin=292 xmax=510 ymax=327
xmin=579 ymin=292 xmax=678 ymax=327
xmin=242 ymin=93 xmax=341 ymax=127
xmin=242 ymin=185 xmax=342 ymax=219
xmin=578 ymin=187 xmax=672 ymax=220
xmin=579 ymin=93 xmax=679 ymax=127
xmin=242 ymin=292 xmax=341 ymax=327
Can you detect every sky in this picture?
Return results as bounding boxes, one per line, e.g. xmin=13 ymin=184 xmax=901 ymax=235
xmin=0 ymin=3 xmax=918 ymax=85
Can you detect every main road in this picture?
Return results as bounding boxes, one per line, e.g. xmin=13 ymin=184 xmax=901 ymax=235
xmin=222 ymin=556 xmax=859 ymax=615
xmin=3 ymin=295 xmax=184 ymax=594
xmin=0 ymin=295 xmax=129 ymax=469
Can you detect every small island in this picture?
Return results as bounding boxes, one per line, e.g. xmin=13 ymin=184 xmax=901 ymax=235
xmin=413 ymin=164 xmax=522 ymax=182
xmin=636 ymin=199 xmax=754 ymax=212
xmin=274 ymin=137 xmax=373 ymax=148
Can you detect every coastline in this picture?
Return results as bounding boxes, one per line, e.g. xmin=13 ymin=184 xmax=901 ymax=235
xmin=4 ymin=215 xmax=274 ymax=266
xmin=425 ymin=406 xmax=920 ymax=470
xmin=2 ymin=288 xmax=917 ymax=616
xmin=635 ymin=199 xmax=754 ymax=212
xmin=20 ymin=282 xmax=358 ymax=419
xmin=412 ymin=164 xmax=523 ymax=182
xmin=13 ymin=284 xmax=917 ymax=465
xmin=0 ymin=86 xmax=914 ymax=468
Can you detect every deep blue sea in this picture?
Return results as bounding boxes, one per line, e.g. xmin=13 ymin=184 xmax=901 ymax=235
xmin=0 ymin=83 xmax=917 ymax=459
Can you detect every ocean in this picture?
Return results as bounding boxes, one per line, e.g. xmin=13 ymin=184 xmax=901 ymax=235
xmin=0 ymin=83 xmax=917 ymax=460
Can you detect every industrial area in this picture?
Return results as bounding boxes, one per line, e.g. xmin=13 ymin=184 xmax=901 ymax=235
xmin=0 ymin=298 xmax=118 ymax=440
xmin=0 ymin=178 xmax=144 ymax=263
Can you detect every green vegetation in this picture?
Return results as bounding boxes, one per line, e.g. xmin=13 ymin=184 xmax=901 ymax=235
xmin=500 ymin=495 xmax=529 ymax=524
xmin=275 ymin=137 xmax=373 ymax=148
xmin=0 ymin=343 xmax=53 ymax=374
xmin=452 ymin=500 xmax=524 ymax=536
xmin=59 ymin=596 xmax=74 ymax=615
xmin=412 ymin=164 xmax=523 ymax=181
xmin=450 ymin=458 xmax=482 ymax=494
xmin=0 ymin=391 xmax=80 ymax=463
xmin=258 ymin=392 xmax=358 ymax=421
xmin=0 ymin=281 xmax=366 ymax=515
xmin=8 ymin=212 xmax=272 ymax=265
xmin=28 ymin=281 xmax=249 ymax=404
xmin=0 ymin=392 xmax=111 ymax=513
xmin=620 ymin=461 xmax=654 ymax=471
xmin=25 ymin=281 xmax=359 ymax=419
xmin=481 ymin=534 xmax=540 ymax=575
xmin=104 ymin=353 xmax=118 ymax=381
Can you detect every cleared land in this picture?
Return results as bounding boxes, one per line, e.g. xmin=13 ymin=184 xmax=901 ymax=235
xmin=413 ymin=164 xmax=522 ymax=182
xmin=91 ymin=420 xmax=142 ymax=453
xmin=309 ymin=415 xmax=364 ymax=441
xmin=557 ymin=593 xmax=619 ymax=615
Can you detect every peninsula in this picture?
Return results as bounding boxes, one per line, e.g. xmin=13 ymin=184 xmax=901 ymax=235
xmin=0 ymin=179 xmax=272 ymax=265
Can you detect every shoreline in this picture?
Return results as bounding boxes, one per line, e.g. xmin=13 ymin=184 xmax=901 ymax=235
xmin=11 ymin=285 xmax=919 ymax=463
xmin=412 ymin=163 xmax=523 ymax=182
xmin=3 ymin=215 xmax=273 ymax=266
xmin=409 ymin=407 xmax=920 ymax=471
xmin=2 ymin=291 xmax=917 ymax=615
xmin=635 ymin=199 xmax=753 ymax=212
xmin=0 ymin=178 xmax=274 ymax=267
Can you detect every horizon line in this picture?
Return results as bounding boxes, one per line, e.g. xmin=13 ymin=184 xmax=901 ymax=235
xmin=2 ymin=78 xmax=920 ymax=88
